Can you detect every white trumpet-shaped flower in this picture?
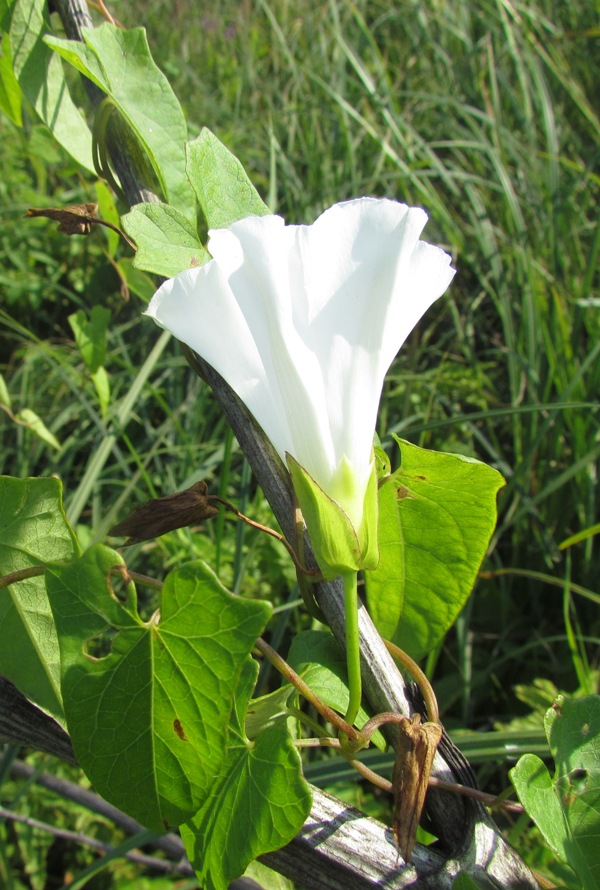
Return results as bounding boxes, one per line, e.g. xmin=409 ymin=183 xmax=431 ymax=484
xmin=145 ymin=198 xmax=455 ymax=575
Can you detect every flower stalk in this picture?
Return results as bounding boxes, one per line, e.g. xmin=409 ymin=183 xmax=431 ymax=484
xmin=342 ymin=572 xmax=362 ymax=731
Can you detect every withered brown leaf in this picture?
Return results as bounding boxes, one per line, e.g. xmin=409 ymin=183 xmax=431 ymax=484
xmin=392 ymin=714 xmax=443 ymax=861
xmin=110 ymin=481 xmax=219 ymax=545
xmin=25 ymin=203 xmax=100 ymax=236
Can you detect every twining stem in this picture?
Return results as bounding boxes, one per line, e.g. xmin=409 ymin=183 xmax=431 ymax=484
xmin=92 ymin=97 xmax=128 ymax=206
xmin=0 ymin=566 xmax=45 ymax=590
xmin=255 ymin=637 xmax=361 ymax=743
xmin=383 ymin=638 xmax=440 ymax=724
xmin=293 ymin=738 xmax=525 ymax=814
xmin=342 ymin=571 xmax=362 ymax=729
xmin=211 ymin=496 xmax=321 ymax=581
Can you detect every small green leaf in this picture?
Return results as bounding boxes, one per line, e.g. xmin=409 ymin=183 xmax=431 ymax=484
xmin=365 ymin=438 xmax=504 ymax=660
xmin=245 ymin=685 xmax=294 ymax=740
xmin=10 ymin=0 xmax=94 ymax=170
xmin=287 ymin=630 xmax=386 ymax=750
xmin=0 ymin=476 xmax=79 ymax=722
xmin=243 ymin=860 xmax=294 ymax=890
xmin=181 ymin=661 xmax=311 ymax=890
xmin=45 ymin=550 xmax=272 ymax=831
xmin=16 ymin=409 xmax=61 ymax=450
xmin=91 ymin=366 xmax=110 ymax=420
xmin=0 ymin=30 xmax=22 ymax=126
xmin=94 ymin=179 xmax=121 ymax=258
xmin=187 ymin=128 xmax=270 ymax=229
xmin=511 ymin=695 xmax=600 ymax=890
xmin=45 ymin=24 xmax=194 ymax=219
xmin=116 ymin=257 xmax=156 ymax=302
xmin=122 ymin=203 xmax=208 ymax=277
xmin=0 ymin=373 xmax=12 ymax=410
xmin=511 ymin=754 xmax=565 ymax=857
xmin=68 ymin=306 xmax=111 ymax=374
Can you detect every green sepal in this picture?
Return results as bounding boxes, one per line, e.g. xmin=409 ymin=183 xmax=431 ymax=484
xmin=286 ymin=455 xmax=379 ymax=579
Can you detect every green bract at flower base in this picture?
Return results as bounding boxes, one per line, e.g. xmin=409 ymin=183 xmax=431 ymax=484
xmin=287 ymin=453 xmax=379 ymax=580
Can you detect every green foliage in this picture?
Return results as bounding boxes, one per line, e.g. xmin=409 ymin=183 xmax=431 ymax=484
xmin=68 ymin=306 xmax=110 ymax=375
xmin=9 ymin=0 xmax=94 ymax=170
xmin=0 ymin=30 xmax=22 ymax=126
xmin=287 ymin=629 xmax=386 ymax=750
xmin=186 ymin=128 xmax=271 ymax=228
xmin=46 ymin=548 xmax=272 ymax=831
xmin=46 ymin=24 xmax=194 ymax=219
xmin=511 ymin=695 xmax=600 ymax=890
xmin=366 ymin=438 xmax=505 ymax=659
xmin=122 ymin=203 xmax=207 ymax=277
xmin=0 ymin=476 xmax=78 ymax=721
xmin=181 ymin=661 xmax=311 ymax=890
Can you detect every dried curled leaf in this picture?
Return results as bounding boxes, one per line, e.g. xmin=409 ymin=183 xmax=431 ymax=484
xmin=110 ymin=481 xmax=219 ymax=545
xmin=392 ymin=714 xmax=443 ymax=861
xmin=25 ymin=203 xmax=100 ymax=235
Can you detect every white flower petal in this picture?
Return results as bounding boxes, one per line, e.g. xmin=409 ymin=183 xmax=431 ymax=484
xmin=145 ymin=197 xmax=455 ymax=529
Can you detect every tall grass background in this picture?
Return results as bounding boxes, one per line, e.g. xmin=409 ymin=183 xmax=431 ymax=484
xmin=0 ymin=0 xmax=598 ymax=883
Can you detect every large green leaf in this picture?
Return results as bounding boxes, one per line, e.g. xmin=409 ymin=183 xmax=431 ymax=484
xmin=511 ymin=695 xmax=600 ymax=890
xmin=0 ymin=477 xmax=79 ymax=722
xmin=181 ymin=661 xmax=311 ymax=890
xmin=45 ymin=24 xmax=194 ymax=220
xmin=45 ymin=549 xmax=271 ymax=831
xmin=9 ymin=0 xmax=93 ymax=170
xmin=365 ymin=438 xmax=504 ymax=660
xmin=186 ymin=128 xmax=270 ymax=229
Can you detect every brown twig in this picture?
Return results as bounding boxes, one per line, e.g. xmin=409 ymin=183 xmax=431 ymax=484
xmin=254 ymin=637 xmax=360 ymax=743
xmin=0 ymin=565 xmax=45 ymax=590
xmin=211 ymin=495 xmax=321 ymax=580
xmin=383 ymin=639 xmax=440 ymax=724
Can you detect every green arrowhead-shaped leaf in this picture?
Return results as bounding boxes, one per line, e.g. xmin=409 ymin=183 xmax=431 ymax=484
xmin=45 ymin=24 xmax=194 ymax=220
xmin=245 ymin=684 xmax=294 ymax=740
xmin=365 ymin=438 xmax=504 ymax=660
xmin=186 ymin=128 xmax=270 ymax=230
xmin=45 ymin=548 xmax=272 ymax=831
xmin=122 ymin=203 xmax=208 ymax=277
xmin=511 ymin=695 xmax=600 ymax=890
xmin=14 ymin=409 xmax=61 ymax=451
xmin=287 ymin=630 xmax=385 ymax=750
xmin=181 ymin=660 xmax=311 ymax=890
xmin=68 ymin=306 xmax=110 ymax=375
xmin=511 ymin=754 xmax=565 ymax=857
xmin=0 ymin=476 xmax=79 ymax=722
xmin=9 ymin=0 xmax=93 ymax=170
